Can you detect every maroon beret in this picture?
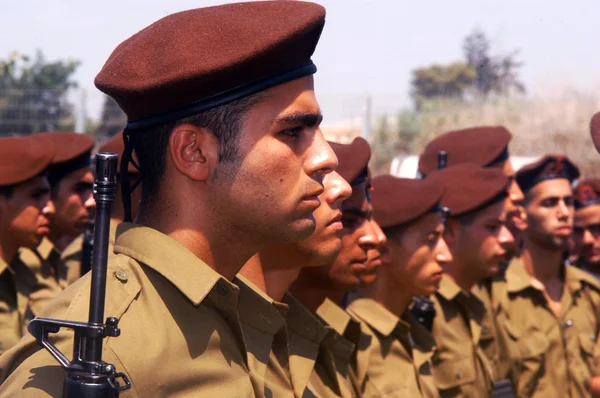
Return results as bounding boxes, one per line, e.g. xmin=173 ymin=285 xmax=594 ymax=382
xmin=516 ymin=155 xmax=580 ymax=193
xmin=98 ymin=132 xmax=139 ymax=175
xmin=574 ymin=179 xmax=600 ymax=209
xmin=30 ymin=132 xmax=95 ymax=183
xmin=95 ymin=1 xmax=326 ymax=130
xmin=329 ymin=137 xmax=371 ymax=184
xmin=371 ymin=174 xmax=444 ymax=228
xmin=418 ymin=126 xmax=512 ymax=176
xmin=427 ymin=164 xmax=509 ymax=217
xmin=0 ymin=137 xmax=55 ymax=186
xmin=591 ymin=112 xmax=600 ymax=153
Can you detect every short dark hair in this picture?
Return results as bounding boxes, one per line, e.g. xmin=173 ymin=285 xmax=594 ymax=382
xmin=0 ymin=185 xmax=14 ymax=198
xmin=130 ymin=93 xmax=262 ymax=207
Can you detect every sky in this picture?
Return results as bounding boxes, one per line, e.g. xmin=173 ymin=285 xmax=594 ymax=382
xmin=2 ymin=0 xmax=599 ymax=124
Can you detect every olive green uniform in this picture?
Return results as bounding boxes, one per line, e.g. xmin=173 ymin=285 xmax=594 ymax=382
xmin=430 ymin=274 xmax=495 ymax=397
xmin=347 ymin=298 xmax=438 ymax=397
xmin=0 ymin=224 xmax=263 ymax=397
xmin=490 ymin=259 xmax=600 ymax=397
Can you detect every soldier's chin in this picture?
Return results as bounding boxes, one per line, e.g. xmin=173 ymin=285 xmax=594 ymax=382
xmin=284 ymin=215 xmax=317 ymax=242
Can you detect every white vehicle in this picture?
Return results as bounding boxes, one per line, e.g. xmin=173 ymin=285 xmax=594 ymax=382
xmin=390 ymin=155 xmax=540 ymax=179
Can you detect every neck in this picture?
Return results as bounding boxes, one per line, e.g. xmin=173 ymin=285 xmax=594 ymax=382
xmin=0 ymin=242 xmax=17 ymax=264
xmin=137 ymin=209 xmax=260 ymax=282
xmin=444 ymin=259 xmax=477 ymax=291
xmin=521 ymin=238 xmax=563 ymax=282
xmin=290 ymin=272 xmax=344 ymax=313
xmin=361 ymin=270 xmax=412 ymax=318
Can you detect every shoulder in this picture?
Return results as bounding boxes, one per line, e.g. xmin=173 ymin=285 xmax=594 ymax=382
xmin=568 ymin=265 xmax=600 ymax=293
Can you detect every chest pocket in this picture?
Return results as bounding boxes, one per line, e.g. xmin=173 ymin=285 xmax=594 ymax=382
xmin=432 ymin=356 xmax=476 ymax=392
xmin=502 ymin=322 xmax=549 ymax=397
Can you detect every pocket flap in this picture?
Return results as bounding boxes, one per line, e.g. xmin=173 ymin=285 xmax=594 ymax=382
xmin=517 ymin=331 xmax=549 ymax=358
xmin=432 ymin=356 xmax=476 ymax=390
xmin=579 ymin=332 xmax=597 ymax=355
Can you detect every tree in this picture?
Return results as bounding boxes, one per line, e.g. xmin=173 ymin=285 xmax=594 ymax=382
xmin=410 ymin=62 xmax=475 ymax=109
xmin=463 ymin=29 xmax=525 ymax=97
xmin=0 ymin=50 xmax=80 ymax=135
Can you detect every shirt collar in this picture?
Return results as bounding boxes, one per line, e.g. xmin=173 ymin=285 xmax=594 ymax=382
xmin=0 ymin=257 xmax=9 ymax=275
xmin=437 ymin=274 xmax=462 ymax=301
xmin=114 ymin=223 xmax=225 ymax=306
xmin=284 ymin=293 xmax=329 ymax=343
xmin=506 ymin=258 xmax=536 ymax=293
xmin=234 ymin=275 xmax=287 ymax=335
xmin=316 ymin=297 xmax=352 ymax=336
xmin=347 ymin=298 xmax=399 ymax=337
xmin=36 ymin=237 xmax=55 ymax=260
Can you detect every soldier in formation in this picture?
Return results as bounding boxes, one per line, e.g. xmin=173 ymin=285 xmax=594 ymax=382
xmin=1 ymin=2 xmax=600 ymax=397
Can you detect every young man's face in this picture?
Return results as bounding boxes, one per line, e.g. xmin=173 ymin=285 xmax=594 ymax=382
xmin=448 ymin=199 xmax=514 ymax=280
xmin=573 ymin=204 xmax=600 ymax=267
xmin=327 ymin=181 xmax=379 ymax=290
xmin=524 ymin=179 xmax=574 ymax=251
xmin=386 ymin=212 xmax=451 ymax=297
xmin=1 ymin=176 xmax=54 ymax=251
xmin=360 ymin=218 xmax=387 ymax=287
xmin=210 ymin=76 xmax=337 ymax=244
xmin=492 ymin=159 xmax=527 ymax=231
xmin=264 ymin=171 xmax=351 ymax=268
xmin=49 ymin=167 xmax=95 ymax=238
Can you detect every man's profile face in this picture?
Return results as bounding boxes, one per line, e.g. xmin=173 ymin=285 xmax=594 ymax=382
xmin=210 ymin=76 xmax=337 ymax=244
xmin=326 ymin=182 xmax=378 ymax=290
xmin=1 ymin=176 xmax=54 ymax=251
xmin=573 ymin=204 xmax=600 ymax=267
xmin=492 ymin=159 xmax=527 ymax=232
xmin=524 ymin=179 xmax=574 ymax=251
xmin=449 ymin=199 xmax=514 ymax=280
xmin=360 ymin=217 xmax=387 ymax=287
xmin=386 ymin=212 xmax=451 ymax=297
xmin=49 ymin=167 xmax=95 ymax=238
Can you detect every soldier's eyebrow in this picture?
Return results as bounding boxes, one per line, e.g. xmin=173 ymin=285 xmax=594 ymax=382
xmin=275 ymin=112 xmax=323 ymax=128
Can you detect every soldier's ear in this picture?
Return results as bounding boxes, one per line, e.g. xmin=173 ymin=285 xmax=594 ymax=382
xmin=168 ymin=124 xmax=218 ymax=182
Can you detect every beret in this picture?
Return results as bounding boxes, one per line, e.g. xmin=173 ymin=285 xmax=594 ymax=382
xmin=95 ymin=1 xmax=326 ymax=130
xmin=516 ymin=155 xmax=580 ymax=193
xmin=371 ymin=174 xmax=444 ymax=228
xmin=30 ymin=132 xmax=95 ymax=183
xmin=427 ymin=164 xmax=509 ymax=217
xmin=0 ymin=137 xmax=55 ymax=186
xmin=329 ymin=137 xmax=371 ymax=185
xmin=591 ymin=112 xmax=600 ymax=153
xmin=418 ymin=126 xmax=512 ymax=176
xmin=98 ymin=132 xmax=139 ymax=175
xmin=574 ymin=179 xmax=600 ymax=209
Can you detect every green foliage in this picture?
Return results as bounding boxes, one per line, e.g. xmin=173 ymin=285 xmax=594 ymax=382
xmin=0 ymin=50 xmax=80 ymax=135
xmin=410 ymin=29 xmax=525 ymax=109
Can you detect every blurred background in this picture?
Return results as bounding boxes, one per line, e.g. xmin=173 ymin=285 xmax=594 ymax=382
xmin=1 ymin=0 xmax=599 ymax=176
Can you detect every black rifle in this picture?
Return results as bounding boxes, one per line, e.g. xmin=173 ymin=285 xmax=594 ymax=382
xmin=80 ymin=208 xmax=95 ymax=276
xmin=28 ymin=152 xmax=131 ymax=397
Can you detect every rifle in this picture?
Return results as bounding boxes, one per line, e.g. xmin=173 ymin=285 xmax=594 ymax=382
xmin=28 ymin=152 xmax=131 ymax=397
xmin=80 ymin=207 xmax=95 ymax=276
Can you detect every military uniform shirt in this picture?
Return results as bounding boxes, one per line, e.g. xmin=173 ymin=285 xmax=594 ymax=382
xmin=490 ymin=259 xmax=600 ymax=398
xmin=61 ymin=234 xmax=84 ymax=286
xmin=347 ymin=298 xmax=438 ymax=398
xmin=0 ymin=223 xmax=258 ymax=397
xmin=430 ymin=274 xmax=495 ymax=397
xmin=317 ymin=297 xmax=374 ymax=397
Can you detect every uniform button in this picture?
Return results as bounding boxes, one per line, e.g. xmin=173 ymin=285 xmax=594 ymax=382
xmin=482 ymin=326 xmax=488 ymax=334
xmin=566 ymin=319 xmax=573 ymax=327
xmin=114 ymin=270 xmax=128 ymax=282
xmin=216 ymin=284 xmax=228 ymax=296
xmin=590 ymin=333 xmax=596 ymax=342
xmin=455 ymin=370 xmax=461 ymax=380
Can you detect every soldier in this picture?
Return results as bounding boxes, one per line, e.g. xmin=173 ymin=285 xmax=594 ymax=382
xmin=425 ymin=164 xmax=514 ymax=396
xmin=347 ymin=174 xmax=451 ymax=397
xmin=573 ymin=179 xmax=600 ymax=278
xmin=19 ymin=132 xmax=95 ymax=287
xmin=0 ymin=137 xmax=55 ymax=353
xmin=419 ymin=126 xmax=526 ymax=381
xmin=290 ymin=138 xmax=383 ymax=397
xmin=0 ymin=2 xmax=337 ymax=397
xmin=490 ymin=155 xmax=600 ymax=397
xmin=238 ymin=165 xmax=351 ymax=396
